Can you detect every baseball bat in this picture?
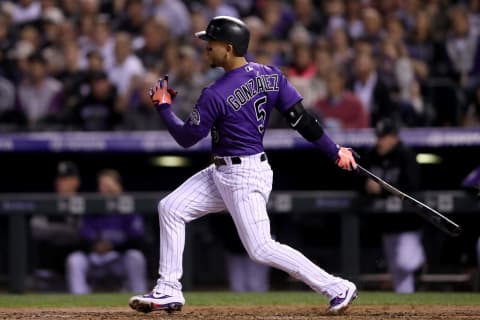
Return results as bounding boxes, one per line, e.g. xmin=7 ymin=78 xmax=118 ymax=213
xmin=356 ymin=164 xmax=462 ymax=237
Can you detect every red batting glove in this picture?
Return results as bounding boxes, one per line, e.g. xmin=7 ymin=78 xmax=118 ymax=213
xmin=149 ymin=75 xmax=177 ymax=108
xmin=336 ymin=147 xmax=357 ymax=171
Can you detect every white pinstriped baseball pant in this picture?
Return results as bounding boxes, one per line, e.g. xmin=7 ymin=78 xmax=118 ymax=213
xmin=154 ymin=153 xmax=349 ymax=300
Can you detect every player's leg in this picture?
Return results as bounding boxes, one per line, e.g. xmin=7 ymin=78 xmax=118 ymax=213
xmin=226 ymin=253 xmax=248 ymax=292
xmin=123 ymin=249 xmax=147 ymax=293
xmin=65 ymin=251 xmax=91 ymax=294
xmin=245 ymin=257 xmax=270 ymax=292
xmin=213 ymin=154 xmax=356 ymax=313
xmin=129 ymin=165 xmax=226 ymax=313
xmin=384 ymin=231 xmax=425 ymax=293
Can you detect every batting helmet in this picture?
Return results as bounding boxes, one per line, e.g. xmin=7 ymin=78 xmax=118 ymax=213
xmin=195 ymin=16 xmax=250 ymax=56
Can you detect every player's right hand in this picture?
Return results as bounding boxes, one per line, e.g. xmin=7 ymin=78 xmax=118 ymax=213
xmin=336 ymin=147 xmax=357 ymax=171
xmin=149 ymin=75 xmax=177 ymax=109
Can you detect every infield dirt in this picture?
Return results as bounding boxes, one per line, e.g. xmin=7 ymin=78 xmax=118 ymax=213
xmin=1 ymin=305 xmax=479 ymax=320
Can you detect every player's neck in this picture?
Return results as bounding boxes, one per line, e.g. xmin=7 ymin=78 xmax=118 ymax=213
xmin=223 ymin=56 xmax=248 ymax=72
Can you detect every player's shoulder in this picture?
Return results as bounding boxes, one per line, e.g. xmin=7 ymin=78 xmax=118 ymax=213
xmin=249 ymin=62 xmax=283 ymax=75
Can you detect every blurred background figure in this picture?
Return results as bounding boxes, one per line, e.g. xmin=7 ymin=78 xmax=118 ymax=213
xmin=168 ymin=45 xmax=208 ymax=120
xmin=218 ymin=216 xmax=270 ymax=292
xmin=463 ymin=83 xmax=480 ymax=127
xmin=362 ymin=118 xmax=425 ymax=293
xmin=16 ymin=52 xmax=64 ymax=130
xmin=66 ymin=169 xmax=147 ymax=294
xmin=0 ymin=75 xmax=17 ymax=131
xmin=30 ymin=161 xmax=82 ymax=291
xmin=313 ymin=67 xmax=369 ymax=129
xmin=70 ymin=70 xmax=122 ymax=131
xmin=120 ymin=71 xmax=166 ymax=130
xmin=348 ymin=52 xmax=395 ymax=127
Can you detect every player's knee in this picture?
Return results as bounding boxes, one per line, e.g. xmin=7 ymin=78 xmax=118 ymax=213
xmin=247 ymin=240 xmax=274 ymax=265
xmin=158 ymin=197 xmax=174 ymax=217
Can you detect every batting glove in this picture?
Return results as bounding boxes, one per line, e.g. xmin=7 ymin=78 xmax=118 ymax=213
xmin=336 ymin=147 xmax=357 ymax=171
xmin=149 ymin=75 xmax=178 ymax=109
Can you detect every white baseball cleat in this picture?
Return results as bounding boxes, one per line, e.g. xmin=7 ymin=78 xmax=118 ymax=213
xmin=326 ymin=281 xmax=357 ymax=314
xmin=129 ymin=291 xmax=185 ymax=314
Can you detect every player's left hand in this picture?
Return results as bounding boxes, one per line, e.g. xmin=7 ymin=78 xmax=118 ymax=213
xmin=336 ymin=147 xmax=357 ymax=171
xmin=149 ymin=75 xmax=178 ymax=109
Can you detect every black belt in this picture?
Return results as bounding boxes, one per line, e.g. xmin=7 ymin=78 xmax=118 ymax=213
xmin=214 ymin=153 xmax=267 ymax=167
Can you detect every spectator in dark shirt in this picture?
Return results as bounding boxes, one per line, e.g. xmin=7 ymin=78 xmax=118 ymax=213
xmin=71 ymin=71 xmax=122 ymax=131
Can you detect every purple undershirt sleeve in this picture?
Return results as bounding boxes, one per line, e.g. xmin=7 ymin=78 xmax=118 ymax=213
xmin=156 ymin=106 xmax=200 ymax=148
xmin=313 ymin=131 xmax=340 ymax=162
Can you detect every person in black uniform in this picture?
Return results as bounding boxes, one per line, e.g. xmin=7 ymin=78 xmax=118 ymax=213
xmin=363 ymin=118 xmax=425 ymax=293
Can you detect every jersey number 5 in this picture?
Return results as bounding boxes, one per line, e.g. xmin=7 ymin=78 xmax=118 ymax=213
xmin=254 ymin=96 xmax=267 ymax=133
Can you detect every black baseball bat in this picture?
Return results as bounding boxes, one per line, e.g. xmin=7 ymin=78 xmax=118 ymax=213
xmin=356 ymin=164 xmax=462 ymax=237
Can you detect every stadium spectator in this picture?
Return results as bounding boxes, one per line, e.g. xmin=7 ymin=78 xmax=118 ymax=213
xmin=257 ymin=0 xmax=294 ymax=41
xmin=286 ymin=43 xmax=317 ymax=109
xmin=10 ymin=0 xmax=41 ymax=26
xmin=195 ymin=0 xmax=239 ymax=21
xmin=463 ymin=83 xmax=480 ymax=127
xmin=348 ymin=52 xmax=396 ymax=126
xmin=0 ymin=0 xmax=477 ymax=133
xmin=344 ymin=0 xmax=364 ymax=40
xmin=405 ymin=10 xmax=433 ymax=82
xmin=168 ymin=45 xmax=208 ymax=120
xmin=360 ymin=7 xmax=385 ymax=53
xmin=120 ymin=72 xmax=166 ymax=131
xmin=443 ymin=5 xmax=480 ymax=90
xmin=115 ymin=0 xmax=146 ymax=43
xmin=71 ymin=70 xmax=121 ymax=131
xmin=243 ymin=16 xmax=266 ymax=60
xmin=313 ymin=67 xmax=369 ymax=129
xmin=293 ymin=0 xmax=324 ymax=36
xmin=152 ymin=0 xmax=191 ymax=38
xmin=330 ymin=27 xmax=354 ymax=73
xmin=135 ymin=19 xmax=170 ymax=72
xmin=66 ymin=169 xmax=147 ymax=294
xmin=54 ymin=41 xmax=87 ymax=121
xmin=0 ymin=75 xmax=23 ymax=131
xmin=323 ymin=0 xmax=346 ymax=36
xmin=108 ymin=31 xmax=145 ymax=112
xmin=16 ymin=52 xmax=64 ymax=130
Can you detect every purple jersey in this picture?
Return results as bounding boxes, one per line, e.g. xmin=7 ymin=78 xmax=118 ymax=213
xmin=183 ymin=63 xmax=302 ymax=156
xmin=79 ymin=214 xmax=144 ymax=245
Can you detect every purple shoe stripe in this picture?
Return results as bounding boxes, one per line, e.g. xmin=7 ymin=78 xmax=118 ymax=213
xmin=142 ymin=293 xmax=171 ymax=299
xmin=330 ymin=289 xmax=352 ymax=306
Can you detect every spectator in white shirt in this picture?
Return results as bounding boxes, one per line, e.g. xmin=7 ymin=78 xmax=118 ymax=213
xmin=108 ymin=32 xmax=144 ymax=113
xmin=10 ymin=0 xmax=41 ymax=25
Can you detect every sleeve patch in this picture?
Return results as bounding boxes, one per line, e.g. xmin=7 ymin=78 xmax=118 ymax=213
xmin=188 ymin=108 xmax=201 ymax=126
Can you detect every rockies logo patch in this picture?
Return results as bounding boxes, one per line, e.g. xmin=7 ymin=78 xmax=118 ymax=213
xmin=188 ymin=108 xmax=201 ymax=126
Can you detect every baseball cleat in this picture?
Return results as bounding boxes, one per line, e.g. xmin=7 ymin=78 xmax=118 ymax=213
xmin=129 ymin=292 xmax=185 ymax=314
xmin=326 ymin=281 xmax=357 ymax=314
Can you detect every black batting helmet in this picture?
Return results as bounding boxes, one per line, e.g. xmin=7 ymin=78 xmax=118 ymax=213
xmin=195 ymin=16 xmax=250 ymax=56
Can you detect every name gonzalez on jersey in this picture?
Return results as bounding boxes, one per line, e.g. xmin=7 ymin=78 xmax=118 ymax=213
xmin=227 ymin=73 xmax=279 ymax=111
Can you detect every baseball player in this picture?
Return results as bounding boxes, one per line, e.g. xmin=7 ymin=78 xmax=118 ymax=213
xmin=363 ymin=119 xmax=425 ymax=293
xmin=129 ymin=16 xmax=357 ymax=314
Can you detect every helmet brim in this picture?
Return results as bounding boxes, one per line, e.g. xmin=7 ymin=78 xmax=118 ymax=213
xmin=194 ymin=30 xmax=213 ymax=41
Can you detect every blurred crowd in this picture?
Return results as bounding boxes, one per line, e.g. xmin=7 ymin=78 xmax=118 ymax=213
xmin=0 ymin=0 xmax=480 ymax=132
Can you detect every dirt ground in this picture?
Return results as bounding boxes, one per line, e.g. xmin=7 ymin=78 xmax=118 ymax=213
xmin=1 ymin=305 xmax=480 ymax=320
